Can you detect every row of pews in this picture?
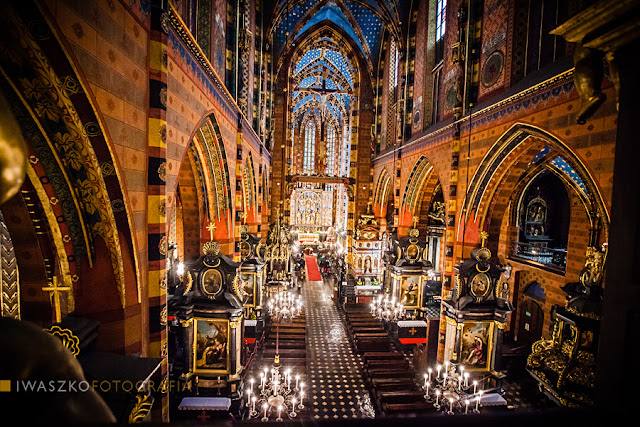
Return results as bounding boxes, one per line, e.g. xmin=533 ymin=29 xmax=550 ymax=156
xmin=343 ymin=304 xmax=434 ymax=418
xmin=262 ymin=311 xmax=310 ymax=419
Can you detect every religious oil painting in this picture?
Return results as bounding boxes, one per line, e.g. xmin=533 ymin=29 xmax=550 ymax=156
xmin=460 ymin=322 xmax=493 ymax=371
xmin=194 ymin=319 xmax=229 ymax=373
xmin=240 ymin=273 xmax=255 ymax=306
xmin=400 ymin=275 xmax=421 ymax=308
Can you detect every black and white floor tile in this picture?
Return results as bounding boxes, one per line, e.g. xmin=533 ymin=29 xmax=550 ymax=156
xmin=303 ymin=278 xmax=376 ymax=421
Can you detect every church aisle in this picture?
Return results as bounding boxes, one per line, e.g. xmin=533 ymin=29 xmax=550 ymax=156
xmin=303 ymin=272 xmax=376 ymax=421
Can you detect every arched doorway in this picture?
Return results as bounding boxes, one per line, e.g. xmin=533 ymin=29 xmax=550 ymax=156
xmin=517 ymin=298 xmax=544 ymax=349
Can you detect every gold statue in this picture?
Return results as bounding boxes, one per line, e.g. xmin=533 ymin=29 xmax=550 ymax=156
xmin=0 ymin=90 xmax=27 ymax=205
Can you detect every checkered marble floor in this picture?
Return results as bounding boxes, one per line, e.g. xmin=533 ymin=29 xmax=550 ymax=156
xmin=303 ymin=278 xmax=376 ymax=421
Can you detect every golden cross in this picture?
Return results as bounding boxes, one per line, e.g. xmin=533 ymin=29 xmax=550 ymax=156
xmin=206 ymin=222 xmax=217 ymax=241
xmin=409 ymin=327 xmax=417 ymax=335
xmin=42 ymin=276 xmax=71 ymax=323
xmin=479 ymin=231 xmax=489 ymax=248
xmin=241 ymin=211 xmax=248 ymax=224
xmin=412 ymin=216 xmax=419 ymax=229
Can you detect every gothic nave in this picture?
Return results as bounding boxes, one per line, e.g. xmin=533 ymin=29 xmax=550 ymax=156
xmin=0 ymin=0 xmax=638 ymax=424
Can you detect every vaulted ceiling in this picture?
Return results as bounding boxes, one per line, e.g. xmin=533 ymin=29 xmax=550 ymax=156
xmin=268 ymin=0 xmax=403 ymax=74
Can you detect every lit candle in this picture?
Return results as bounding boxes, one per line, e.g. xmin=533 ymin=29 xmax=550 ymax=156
xmin=449 ymin=398 xmax=454 ymax=413
xmin=263 ymin=403 xmax=268 ymax=420
xmin=250 ymin=378 xmax=255 ymax=395
xmin=428 ymin=368 xmax=432 ymax=382
xmin=465 ymin=399 xmax=469 ymax=414
xmin=458 ymin=375 xmax=462 ymax=390
xmin=464 ymin=372 xmax=469 ymax=387
xmin=295 ymin=374 xmax=300 ymax=390
xmin=436 ymin=365 xmax=442 ymax=379
xmin=473 ymin=380 xmax=477 ymax=395
xmin=251 ymin=396 xmax=256 ymax=413
xmin=299 ymin=390 xmax=305 ymax=409
xmin=277 ymin=405 xmax=283 ymax=421
xmin=426 ymin=381 xmax=430 ymax=396
xmin=435 ymin=390 xmax=440 ymax=406
xmin=423 ymin=373 xmax=428 ymax=388
xmin=260 ymin=373 xmax=265 ymax=389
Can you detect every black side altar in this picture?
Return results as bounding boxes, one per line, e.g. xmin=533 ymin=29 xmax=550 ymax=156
xmin=167 ymin=227 xmax=245 ymax=414
xmin=441 ymin=233 xmax=512 ymax=373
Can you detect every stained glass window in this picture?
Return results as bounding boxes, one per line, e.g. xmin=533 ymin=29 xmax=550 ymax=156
xmin=327 ymin=125 xmax=336 ymax=176
xmin=304 ymin=120 xmax=316 ymax=174
xmin=435 ymin=0 xmax=447 ymax=62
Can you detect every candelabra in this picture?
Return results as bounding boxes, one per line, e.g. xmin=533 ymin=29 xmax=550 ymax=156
xmin=245 ymin=367 xmax=306 ymax=421
xmin=245 ymin=290 xmax=305 ymax=421
xmin=267 ymin=290 xmax=303 ymax=322
xmin=370 ymin=293 xmax=405 ymax=322
xmin=422 ymin=361 xmax=485 ymax=415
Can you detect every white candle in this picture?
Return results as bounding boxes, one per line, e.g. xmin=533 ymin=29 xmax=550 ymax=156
xmin=473 ymin=380 xmax=477 ymax=395
xmin=437 ymin=365 xmax=442 ymax=379
xmin=435 ymin=390 xmax=440 ymax=406
xmin=250 ymin=378 xmax=255 ymax=394
xmin=251 ymin=396 xmax=256 ymax=413
xmin=426 ymin=381 xmax=430 ymax=396
xmin=465 ymin=399 xmax=469 ymax=414
xmin=428 ymin=368 xmax=432 ymax=382
xmin=423 ymin=373 xmax=428 ymax=387
xmin=263 ymin=403 xmax=268 ymax=419
xmin=277 ymin=405 xmax=282 ymax=420
xmin=449 ymin=398 xmax=453 ymax=412
xmin=295 ymin=375 xmax=300 ymax=390
xmin=464 ymin=373 xmax=469 ymax=387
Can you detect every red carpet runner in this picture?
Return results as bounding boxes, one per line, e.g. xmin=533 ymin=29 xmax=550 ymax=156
xmin=304 ymin=255 xmax=322 ymax=281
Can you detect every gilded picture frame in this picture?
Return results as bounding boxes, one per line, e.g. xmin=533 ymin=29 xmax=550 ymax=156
xmin=239 ymin=272 xmax=257 ymax=308
xmin=193 ymin=318 xmax=230 ymax=374
xmin=399 ymin=275 xmax=422 ymax=309
xmin=459 ymin=321 xmax=494 ymax=372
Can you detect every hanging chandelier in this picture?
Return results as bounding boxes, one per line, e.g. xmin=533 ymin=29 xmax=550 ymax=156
xmin=246 ymin=290 xmax=305 ymax=421
xmin=267 ymin=290 xmax=303 ymax=323
xmin=370 ymin=293 xmax=405 ymax=322
xmin=422 ymin=361 xmax=486 ymax=415
xmin=262 ymin=206 xmax=292 ymax=280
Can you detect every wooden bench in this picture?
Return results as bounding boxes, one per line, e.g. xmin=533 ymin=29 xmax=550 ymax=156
xmin=355 ymin=337 xmax=390 ymax=352
xmin=381 ymin=402 xmax=433 ymax=416
xmin=365 ymin=359 xmax=410 ymax=370
xmin=263 ymin=348 xmax=306 ymax=358
xmin=263 ymin=340 xmax=305 ymax=349
xmin=366 ymin=369 xmax=414 ymax=379
xmin=363 ymin=352 xmax=405 ymax=361
xmin=376 ymin=390 xmax=425 ymax=404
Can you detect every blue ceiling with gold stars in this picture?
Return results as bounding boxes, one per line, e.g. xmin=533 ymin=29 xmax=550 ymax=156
xmin=270 ymin=0 xmax=399 ymax=70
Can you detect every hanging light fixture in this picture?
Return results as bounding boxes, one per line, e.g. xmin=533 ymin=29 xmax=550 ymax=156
xmin=422 ymin=361 xmax=486 ymax=415
xmin=370 ymin=293 xmax=405 ymax=322
xmin=246 ymin=288 xmax=305 ymax=421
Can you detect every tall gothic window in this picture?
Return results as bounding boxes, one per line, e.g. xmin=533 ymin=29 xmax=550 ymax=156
xmin=435 ymin=0 xmax=447 ymax=63
xmin=327 ymin=125 xmax=336 ymax=176
xmin=303 ymin=120 xmax=316 ymax=174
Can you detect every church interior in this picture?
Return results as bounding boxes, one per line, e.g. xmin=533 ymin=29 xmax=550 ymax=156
xmin=0 ymin=0 xmax=638 ymax=423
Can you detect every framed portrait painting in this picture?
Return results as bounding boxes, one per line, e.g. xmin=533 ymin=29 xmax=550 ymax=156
xmin=460 ymin=321 xmax=493 ymax=371
xmin=194 ymin=318 xmax=230 ymax=374
xmin=239 ymin=273 xmax=255 ymax=307
xmin=399 ymin=275 xmax=422 ymax=309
